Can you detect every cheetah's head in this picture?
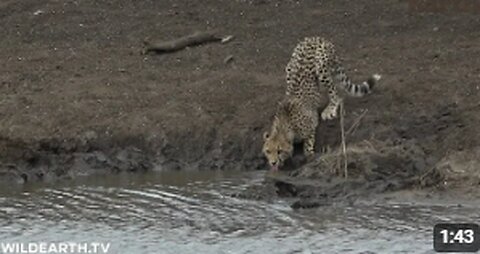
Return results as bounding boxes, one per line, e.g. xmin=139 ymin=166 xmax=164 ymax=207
xmin=262 ymin=130 xmax=294 ymax=171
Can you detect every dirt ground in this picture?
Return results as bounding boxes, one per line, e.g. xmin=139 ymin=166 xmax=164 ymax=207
xmin=0 ymin=0 xmax=479 ymax=199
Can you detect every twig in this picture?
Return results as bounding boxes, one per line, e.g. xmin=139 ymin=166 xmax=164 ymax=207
xmin=224 ymin=55 xmax=234 ymax=64
xmin=339 ymin=102 xmax=348 ymax=179
xmin=346 ymin=109 xmax=368 ymax=137
xmin=419 ymin=165 xmax=436 ymax=184
xmin=221 ymin=35 xmax=235 ymax=44
xmin=143 ymin=31 xmax=232 ymax=54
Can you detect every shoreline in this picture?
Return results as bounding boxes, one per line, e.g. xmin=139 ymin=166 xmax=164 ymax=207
xmin=1 ymin=0 xmax=479 ymax=202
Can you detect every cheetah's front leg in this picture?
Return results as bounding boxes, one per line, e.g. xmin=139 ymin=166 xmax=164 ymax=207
xmin=302 ymin=111 xmax=319 ymax=161
xmin=303 ymin=132 xmax=316 ymax=162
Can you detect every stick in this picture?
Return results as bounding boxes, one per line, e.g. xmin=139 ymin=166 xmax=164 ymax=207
xmin=346 ymin=109 xmax=368 ymax=137
xmin=339 ymin=102 xmax=348 ymax=179
xmin=143 ymin=31 xmax=224 ymax=54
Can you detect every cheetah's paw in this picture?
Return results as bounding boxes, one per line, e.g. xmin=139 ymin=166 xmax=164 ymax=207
xmin=321 ymin=108 xmax=337 ymax=120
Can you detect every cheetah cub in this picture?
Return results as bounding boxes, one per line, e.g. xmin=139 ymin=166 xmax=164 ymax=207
xmin=263 ymin=37 xmax=381 ymax=171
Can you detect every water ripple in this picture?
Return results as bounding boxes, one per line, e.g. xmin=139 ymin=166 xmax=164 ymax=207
xmin=0 ymin=171 xmax=478 ymax=254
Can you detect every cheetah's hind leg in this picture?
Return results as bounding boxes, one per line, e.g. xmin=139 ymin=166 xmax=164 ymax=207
xmin=320 ymin=76 xmax=342 ymax=121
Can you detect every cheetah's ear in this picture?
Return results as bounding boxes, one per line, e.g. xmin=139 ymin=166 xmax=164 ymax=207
xmin=263 ymin=131 xmax=270 ymax=140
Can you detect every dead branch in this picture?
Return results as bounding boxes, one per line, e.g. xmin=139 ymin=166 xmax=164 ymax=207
xmin=346 ymin=109 xmax=368 ymax=137
xmin=143 ymin=31 xmax=230 ymax=54
xmin=339 ymin=102 xmax=348 ymax=179
xmin=224 ymin=55 xmax=234 ymax=64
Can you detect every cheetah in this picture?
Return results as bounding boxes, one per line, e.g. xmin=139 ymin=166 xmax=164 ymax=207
xmin=262 ymin=37 xmax=381 ymax=171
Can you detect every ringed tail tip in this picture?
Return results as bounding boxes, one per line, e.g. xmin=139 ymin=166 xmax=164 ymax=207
xmin=365 ymin=73 xmax=381 ymax=90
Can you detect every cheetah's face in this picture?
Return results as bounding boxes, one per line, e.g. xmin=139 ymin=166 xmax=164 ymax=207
xmin=262 ymin=131 xmax=293 ymax=171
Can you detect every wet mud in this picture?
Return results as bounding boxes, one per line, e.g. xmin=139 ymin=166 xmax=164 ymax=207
xmin=1 ymin=0 xmax=479 ymax=203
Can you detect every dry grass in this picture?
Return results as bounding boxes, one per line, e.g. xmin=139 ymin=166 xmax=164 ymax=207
xmin=434 ymin=147 xmax=480 ymax=186
xmin=309 ymin=140 xmax=379 ymax=179
xmin=346 ymin=109 xmax=368 ymax=137
xmin=337 ymin=104 xmax=370 ymax=179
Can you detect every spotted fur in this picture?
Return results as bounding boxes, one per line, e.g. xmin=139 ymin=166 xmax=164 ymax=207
xmin=263 ymin=37 xmax=381 ymax=170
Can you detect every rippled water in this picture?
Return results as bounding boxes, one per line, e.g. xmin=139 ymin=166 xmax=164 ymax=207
xmin=0 ymin=170 xmax=478 ymax=254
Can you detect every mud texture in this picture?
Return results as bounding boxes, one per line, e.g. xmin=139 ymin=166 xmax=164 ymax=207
xmin=235 ymin=140 xmax=434 ymax=208
xmin=1 ymin=0 xmax=479 ymax=194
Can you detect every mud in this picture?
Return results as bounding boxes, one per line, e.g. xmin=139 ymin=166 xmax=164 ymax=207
xmin=236 ymin=138 xmax=480 ymax=208
xmin=1 ymin=0 xmax=479 ymax=202
xmin=236 ymin=140 xmax=434 ymax=207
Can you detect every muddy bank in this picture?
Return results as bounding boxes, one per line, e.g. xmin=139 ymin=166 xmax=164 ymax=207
xmin=0 ymin=131 xmax=265 ymax=184
xmin=235 ymin=139 xmax=480 ymax=208
xmin=1 ymin=0 xmax=480 ymax=194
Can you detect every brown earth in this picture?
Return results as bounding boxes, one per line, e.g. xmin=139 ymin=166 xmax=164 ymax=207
xmin=0 ymin=0 xmax=479 ymax=200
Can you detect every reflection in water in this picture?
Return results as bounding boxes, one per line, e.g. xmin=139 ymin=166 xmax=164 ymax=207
xmin=0 ymin=170 xmax=478 ymax=254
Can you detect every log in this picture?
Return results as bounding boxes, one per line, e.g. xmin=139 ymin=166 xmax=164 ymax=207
xmin=143 ymin=31 xmax=223 ymax=54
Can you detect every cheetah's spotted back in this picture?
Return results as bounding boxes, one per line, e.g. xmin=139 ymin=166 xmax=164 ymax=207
xmin=262 ymin=37 xmax=381 ymax=171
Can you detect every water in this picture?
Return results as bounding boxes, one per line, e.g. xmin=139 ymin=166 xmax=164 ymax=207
xmin=0 ymin=170 xmax=478 ymax=254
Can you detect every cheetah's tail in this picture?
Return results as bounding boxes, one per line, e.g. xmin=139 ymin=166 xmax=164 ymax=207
xmin=336 ymin=69 xmax=381 ymax=97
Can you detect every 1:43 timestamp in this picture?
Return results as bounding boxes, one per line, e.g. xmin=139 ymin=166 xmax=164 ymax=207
xmin=434 ymin=223 xmax=479 ymax=252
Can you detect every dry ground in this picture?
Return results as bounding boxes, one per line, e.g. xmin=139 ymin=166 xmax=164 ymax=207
xmin=0 ymin=0 xmax=479 ymax=188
